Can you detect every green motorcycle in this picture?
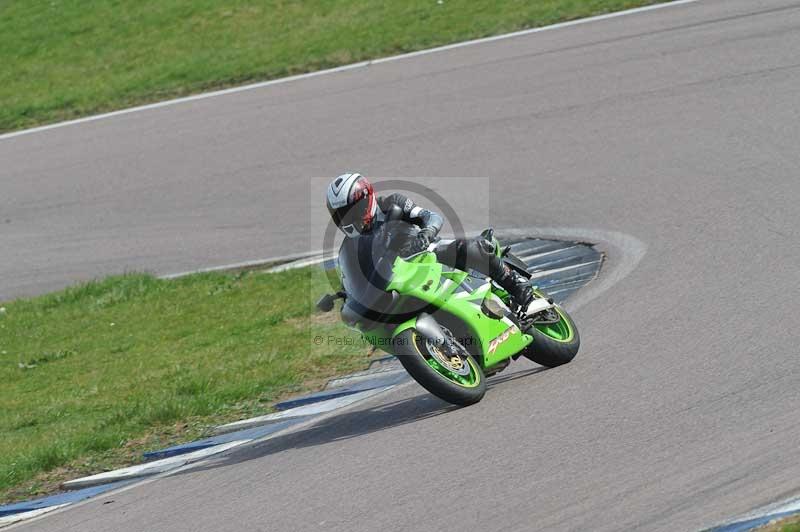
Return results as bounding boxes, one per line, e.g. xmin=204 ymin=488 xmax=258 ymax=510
xmin=317 ymin=224 xmax=580 ymax=406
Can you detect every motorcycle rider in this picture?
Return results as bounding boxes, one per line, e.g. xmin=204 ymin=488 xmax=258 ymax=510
xmin=325 ymin=172 xmax=536 ymax=313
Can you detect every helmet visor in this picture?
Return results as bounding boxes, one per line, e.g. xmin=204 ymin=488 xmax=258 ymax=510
xmin=328 ymin=178 xmax=375 ymax=237
xmin=328 ymin=194 xmax=372 ymax=236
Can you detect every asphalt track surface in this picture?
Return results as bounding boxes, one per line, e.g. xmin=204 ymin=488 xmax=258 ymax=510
xmin=5 ymin=0 xmax=800 ymax=530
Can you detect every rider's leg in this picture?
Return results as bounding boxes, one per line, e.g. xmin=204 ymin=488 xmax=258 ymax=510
xmin=493 ymin=261 xmax=534 ymax=311
xmin=434 ymin=238 xmax=533 ymax=310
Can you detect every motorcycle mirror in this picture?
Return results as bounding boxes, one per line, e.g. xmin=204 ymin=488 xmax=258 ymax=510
xmin=316 ymin=294 xmax=336 ymax=313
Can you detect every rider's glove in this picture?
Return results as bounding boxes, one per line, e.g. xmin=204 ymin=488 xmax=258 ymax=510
xmin=388 ymin=224 xmax=439 ymax=256
xmin=412 ymin=227 xmax=441 ymax=254
xmin=405 ymin=233 xmax=430 ymax=255
xmin=401 ymin=228 xmax=436 ymax=256
xmin=418 ymin=226 xmax=439 ymax=244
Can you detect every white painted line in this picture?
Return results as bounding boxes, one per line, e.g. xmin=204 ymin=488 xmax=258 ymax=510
xmin=528 ymin=260 xmax=602 ymax=280
xmin=266 ymin=253 xmax=331 ymax=273
xmin=0 ymin=0 xmax=700 ymax=141
xmin=369 ymin=0 xmax=700 ymax=65
xmin=543 ymin=287 xmax=572 ymax=296
xmin=713 ymin=495 xmax=800 ymax=530
xmin=0 ymin=504 xmax=71 ymax=528
xmin=159 ymin=251 xmax=331 ymax=280
xmin=766 ymin=498 xmax=800 ymax=516
xmin=214 ymin=387 xmax=394 ymax=434
xmin=159 ymin=250 xmax=322 ymax=279
xmin=61 ymin=440 xmax=249 ymax=490
xmin=12 ymin=381 xmax=410 ymax=528
xmin=516 ymin=245 xmax=582 ymax=261
xmin=496 ymin=227 xmax=646 ymax=312
xmin=325 ymin=367 xmax=404 ymax=390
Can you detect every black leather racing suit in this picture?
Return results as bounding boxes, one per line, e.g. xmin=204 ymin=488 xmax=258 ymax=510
xmin=374 ymin=193 xmax=532 ymax=307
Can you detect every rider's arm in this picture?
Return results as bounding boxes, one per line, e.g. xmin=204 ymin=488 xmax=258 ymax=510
xmin=379 ymin=193 xmax=443 ymax=238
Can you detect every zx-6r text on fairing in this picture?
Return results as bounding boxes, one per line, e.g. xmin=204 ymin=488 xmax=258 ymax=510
xmin=318 ymin=212 xmax=580 ymax=406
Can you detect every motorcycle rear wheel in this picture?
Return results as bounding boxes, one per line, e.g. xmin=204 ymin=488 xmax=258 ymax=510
xmin=394 ymin=329 xmax=486 ymax=406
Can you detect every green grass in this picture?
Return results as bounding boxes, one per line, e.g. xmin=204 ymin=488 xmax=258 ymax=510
xmin=756 ymin=515 xmax=800 ymax=532
xmin=0 ymin=0 xmax=667 ymax=133
xmin=0 ymin=268 xmax=370 ymax=503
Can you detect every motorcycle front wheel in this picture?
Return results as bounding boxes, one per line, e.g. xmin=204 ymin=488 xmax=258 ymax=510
xmin=521 ymin=303 xmax=580 ymax=368
xmin=393 ymin=328 xmax=486 ymax=406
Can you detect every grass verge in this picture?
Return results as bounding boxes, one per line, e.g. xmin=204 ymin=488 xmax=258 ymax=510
xmin=0 ymin=267 xmax=369 ymax=504
xmin=756 ymin=514 xmax=800 ymax=532
xmin=0 ymin=0 xmax=670 ymax=133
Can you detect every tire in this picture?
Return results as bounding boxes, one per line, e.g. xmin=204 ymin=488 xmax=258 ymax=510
xmin=393 ymin=328 xmax=486 ymax=406
xmin=521 ymin=305 xmax=580 ymax=368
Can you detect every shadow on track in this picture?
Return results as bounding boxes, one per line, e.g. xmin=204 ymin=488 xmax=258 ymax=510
xmin=487 ymin=366 xmax=547 ymax=388
xmin=180 ymin=365 xmax=547 ymax=475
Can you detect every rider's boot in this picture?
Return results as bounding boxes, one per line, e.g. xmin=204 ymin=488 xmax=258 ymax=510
xmin=493 ymin=262 xmax=534 ymax=312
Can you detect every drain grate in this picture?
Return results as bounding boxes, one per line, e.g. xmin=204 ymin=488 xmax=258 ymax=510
xmin=502 ymin=237 xmax=603 ymax=303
